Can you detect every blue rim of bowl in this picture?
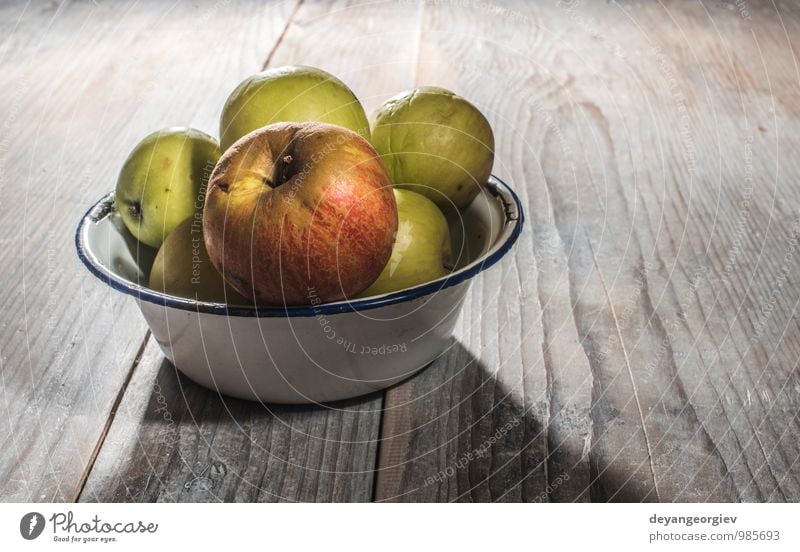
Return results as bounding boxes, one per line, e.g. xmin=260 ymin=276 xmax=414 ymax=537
xmin=75 ymin=175 xmax=524 ymax=317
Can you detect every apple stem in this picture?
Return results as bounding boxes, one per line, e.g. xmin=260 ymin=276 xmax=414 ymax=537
xmin=272 ymin=154 xmax=294 ymax=187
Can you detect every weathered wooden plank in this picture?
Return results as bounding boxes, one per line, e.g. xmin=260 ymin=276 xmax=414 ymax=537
xmin=0 ymin=0 xmax=298 ymax=502
xmin=375 ymin=0 xmax=800 ymax=502
xmin=376 ymin=0 xmax=552 ymax=503
xmin=80 ymin=0 xmax=423 ymax=502
xmin=606 ymin=0 xmax=800 ymax=502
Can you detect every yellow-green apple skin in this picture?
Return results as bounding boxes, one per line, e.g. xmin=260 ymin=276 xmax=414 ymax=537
xmin=203 ymin=122 xmax=398 ymax=306
xmin=370 ymin=86 xmax=494 ymax=210
xmin=115 ymin=127 xmax=220 ymax=248
xmin=359 ymin=188 xmax=453 ymax=297
xmin=220 ymin=65 xmax=370 ymax=152
xmin=149 ymin=218 xmax=249 ymax=304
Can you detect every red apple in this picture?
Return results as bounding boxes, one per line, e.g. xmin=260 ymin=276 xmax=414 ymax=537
xmin=203 ymin=122 xmax=397 ymax=305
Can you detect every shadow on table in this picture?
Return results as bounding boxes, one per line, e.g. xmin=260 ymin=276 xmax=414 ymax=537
xmin=136 ymin=341 xmax=657 ymax=502
xmin=97 ymin=355 xmax=382 ymax=502
xmin=373 ymin=339 xmax=663 ymax=503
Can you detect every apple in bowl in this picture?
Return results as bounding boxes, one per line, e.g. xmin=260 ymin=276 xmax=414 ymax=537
xmin=203 ymin=121 xmax=398 ymax=306
xmin=149 ymin=217 xmax=249 ymax=304
xmin=115 ymin=127 xmax=220 ymax=248
xmin=370 ymin=86 xmax=494 ymax=211
xmin=220 ymin=65 xmax=370 ymax=152
xmin=359 ymin=188 xmax=453 ymax=297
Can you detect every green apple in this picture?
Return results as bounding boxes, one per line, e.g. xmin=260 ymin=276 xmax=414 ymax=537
xmin=115 ymin=127 xmax=219 ymax=248
xmin=220 ymin=65 xmax=370 ymax=151
xmin=149 ymin=217 xmax=249 ymax=304
xmin=370 ymin=86 xmax=494 ymax=210
xmin=359 ymin=188 xmax=453 ymax=297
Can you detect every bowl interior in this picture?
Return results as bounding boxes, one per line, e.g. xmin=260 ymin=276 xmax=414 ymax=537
xmin=77 ymin=176 xmax=522 ymax=314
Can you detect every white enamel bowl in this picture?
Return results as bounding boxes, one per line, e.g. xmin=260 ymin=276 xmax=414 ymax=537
xmin=76 ymin=176 xmax=523 ymax=404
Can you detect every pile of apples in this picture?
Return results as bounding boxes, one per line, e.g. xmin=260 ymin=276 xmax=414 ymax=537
xmin=116 ymin=66 xmax=494 ymax=306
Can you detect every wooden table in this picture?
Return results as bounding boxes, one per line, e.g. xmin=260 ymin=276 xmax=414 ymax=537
xmin=2 ymin=0 xmax=799 ymax=503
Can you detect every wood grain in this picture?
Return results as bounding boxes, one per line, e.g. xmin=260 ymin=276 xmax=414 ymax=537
xmin=3 ymin=0 xmax=800 ymax=503
xmin=374 ymin=0 xmax=800 ymax=502
xmin=79 ymin=0 xmax=423 ymax=502
xmin=0 ymin=0 xmax=298 ymax=502
xmin=79 ymin=340 xmax=382 ymax=502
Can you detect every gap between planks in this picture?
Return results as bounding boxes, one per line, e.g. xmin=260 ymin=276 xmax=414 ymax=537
xmin=261 ymin=0 xmax=304 ymax=70
xmin=74 ymin=330 xmax=152 ymax=502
